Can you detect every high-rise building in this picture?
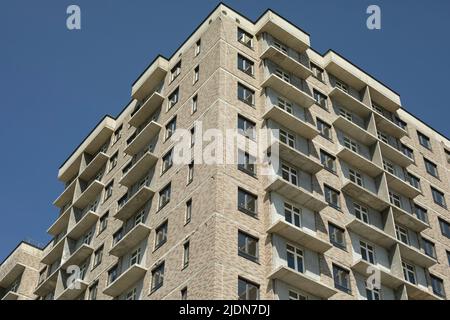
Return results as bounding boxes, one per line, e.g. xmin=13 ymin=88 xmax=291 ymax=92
xmin=1 ymin=3 xmax=449 ymax=300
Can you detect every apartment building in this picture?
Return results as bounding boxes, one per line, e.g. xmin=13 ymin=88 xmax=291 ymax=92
xmin=2 ymin=3 xmax=450 ymax=300
xmin=0 ymin=242 xmax=42 ymax=300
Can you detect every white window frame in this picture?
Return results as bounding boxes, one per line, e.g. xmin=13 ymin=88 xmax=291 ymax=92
xmin=360 ymin=240 xmax=376 ymax=264
xmin=282 ymin=163 xmax=298 ymax=186
xmin=354 ymin=202 xmax=369 ymax=223
xmin=280 ymin=129 xmax=295 ymax=148
xmin=284 ymin=202 xmax=301 ymax=228
xmin=286 ymin=243 xmax=304 ymax=273
xmin=343 ymin=136 xmax=358 ymax=153
xmin=349 ymin=168 xmax=363 ymax=187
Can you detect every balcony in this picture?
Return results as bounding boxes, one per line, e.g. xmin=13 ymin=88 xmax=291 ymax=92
xmin=269 ymin=266 xmax=337 ymax=299
xmin=385 ymin=171 xmax=421 ymax=199
xmin=115 ymin=186 xmax=155 ymax=221
xmin=262 ymin=105 xmax=318 ymax=139
xmin=342 ymin=180 xmax=390 ymax=212
xmin=269 ymin=141 xmax=322 ymax=174
xmin=110 ymin=223 xmax=151 ymax=257
xmin=391 ymin=206 xmax=429 ymax=233
xmin=329 ymin=87 xmax=372 ymax=118
xmin=78 ymin=152 xmax=109 ymax=181
xmin=265 ymin=177 xmax=327 ymax=212
xmin=55 ymin=279 xmax=88 ymax=300
xmin=72 ymin=180 xmax=104 ymax=209
xmin=67 ymin=210 xmax=100 ymax=239
xmin=351 ymin=259 xmax=404 ymax=289
xmin=34 ymin=267 xmax=59 ymax=297
xmin=336 ymin=147 xmax=383 ymax=177
xmin=267 ymin=219 xmax=331 ymax=253
xmin=119 ymin=152 xmax=158 ymax=187
xmin=60 ymin=243 xmax=94 ymax=270
xmin=0 ymin=263 xmax=25 ymax=290
xmin=129 ymin=92 xmax=165 ymax=128
xmin=333 ymin=116 xmax=377 ymax=145
xmin=261 ymin=45 xmax=312 ymax=80
xmin=261 ymin=74 xmax=315 ymax=108
xmin=124 ymin=121 xmax=162 ymax=155
xmin=373 ymin=111 xmax=407 ymax=139
xmin=132 ymin=56 xmax=168 ymax=101
xmin=53 ymin=179 xmax=76 ymax=208
xmin=345 ymin=218 xmax=397 ymax=248
xmin=323 ymin=51 xmax=367 ymax=92
xmin=47 ymin=206 xmax=71 ymax=237
xmin=404 ymin=282 xmax=443 ymax=300
xmin=1 ymin=291 xmax=25 ymax=300
xmin=41 ymin=237 xmax=65 ymax=265
xmin=378 ymin=140 xmax=414 ymax=167
xmin=368 ymin=87 xmax=401 ymax=113
xmin=103 ymin=264 xmax=147 ymax=297
xmin=397 ymin=242 xmax=437 ymax=268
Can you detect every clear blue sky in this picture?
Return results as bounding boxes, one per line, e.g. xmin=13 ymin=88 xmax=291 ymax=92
xmin=0 ymin=0 xmax=449 ymax=260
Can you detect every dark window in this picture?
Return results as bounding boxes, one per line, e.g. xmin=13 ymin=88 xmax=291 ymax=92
xmin=311 ymin=63 xmax=324 ymax=82
xmin=159 ymin=183 xmax=171 ymax=209
xmin=181 ymin=287 xmax=188 ymax=300
xmin=447 ymin=251 xmax=450 ymax=266
xmin=162 ymin=149 xmax=173 ymax=174
xmin=325 ymin=185 xmax=340 ymax=209
xmin=88 ymin=281 xmax=98 ymax=300
xmin=98 ymin=212 xmax=109 ymax=234
xmin=407 ymin=173 xmax=421 ymax=190
xmin=313 ymin=90 xmax=327 ymax=109
xmin=333 ymin=264 xmax=351 ymax=294
xmin=171 ymin=61 xmax=181 ymax=81
xmin=165 ymin=116 xmax=177 ymax=140
xmin=439 ymin=218 xmax=450 ymax=239
xmin=185 ymin=199 xmax=192 ymax=224
xmin=195 ymin=39 xmax=201 ymax=56
xmin=417 ymin=131 xmax=431 ymax=150
xmin=109 ymin=152 xmax=118 ymax=171
xmin=113 ymin=125 xmax=123 ymax=144
xmin=431 ymin=187 xmax=446 ymax=208
xmin=183 ymin=241 xmax=190 ymax=268
xmin=151 ymin=262 xmax=165 ymax=292
xmin=155 ymin=221 xmax=168 ymax=249
xmin=238 ymin=115 xmax=256 ymax=140
xmin=193 ymin=65 xmax=199 ymax=83
xmin=93 ymin=245 xmax=103 ymax=268
xmin=238 ymin=83 xmax=255 ymax=106
xmin=317 ymin=118 xmax=332 ymax=140
xmin=168 ymin=87 xmax=179 ymax=110
xmin=401 ymin=144 xmax=414 ymax=160
xmin=414 ymin=204 xmax=428 ymax=224
xmin=187 ymin=161 xmax=194 ymax=184
xmin=192 ymin=95 xmax=198 ymax=114
xmin=238 ymin=150 xmax=256 ymax=176
xmin=422 ymin=238 xmax=436 ymax=259
xmin=237 ymin=28 xmax=253 ymax=48
xmin=329 ymin=223 xmax=346 ymax=250
xmin=104 ymin=181 xmax=114 ymax=202
xmin=238 ymin=54 xmax=254 ymax=76
xmin=424 ymin=158 xmax=439 ymax=178
xmin=238 ymin=231 xmax=259 ymax=262
xmin=238 ymin=188 xmax=257 ymax=216
xmin=238 ymin=278 xmax=259 ymax=300
xmin=430 ymin=275 xmax=445 ymax=298
xmin=320 ymin=150 xmax=336 ymax=173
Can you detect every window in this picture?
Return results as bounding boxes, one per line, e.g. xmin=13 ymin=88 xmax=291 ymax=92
xmin=349 ymin=168 xmax=363 ymax=186
xmin=339 ymin=108 xmax=353 ymax=122
xmin=191 ymin=95 xmax=198 ymax=114
xmin=335 ymin=80 xmax=348 ymax=93
xmin=445 ymin=149 xmax=450 ymax=164
xmin=190 ymin=126 xmax=195 ymax=147
xmin=165 ymin=116 xmax=177 ymax=140
xmin=151 ymin=263 xmax=165 ymax=292
xmin=277 ymin=96 xmax=292 ymax=113
xmin=275 ymin=68 xmax=290 ymax=83
xmin=168 ymin=87 xmax=179 ymax=110
xmin=343 ymin=136 xmax=358 ymax=153
xmin=431 ymin=187 xmax=446 ymax=208
xmin=171 ymin=61 xmax=181 ymax=81
xmin=237 ymin=83 xmax=255 ymax=106
xmin=422 ymin=238 xmax=436 ymax=259
xmin=313 ymin=90 xmax=327 ymax=109
xmin=417 ymin=131 xmax=431 ymax=150
xmin=320 ymin=150 xmax=336 ymax=173
xmin=325 ymin=185 xmax=340 ymax=209
xmin=401 ymin=144 xmax=414 ymax=159
xmin=408 ymin=173 xmax=421 ymax=190
xmin=104 ymin=181 xmax=113 ymax=202
xmin=183 ymin=241 xmax=190 ymax=268
xmin=109 ymin=152 xmax=118 ymax=171
xmin=395 ymin=225 xmax=409 ymax=245
xmin=439 ymin=218 xmax=450 ymax=239
xmin=383 ymin=160 xmax=395 ymax=175
xmin=125 ymin=288 xmax=137 ymax=300
xmin=185 ymin=199 xmax=192 ymax=224
xmin=237 ymin=28 xmax=253 ymax=48
xmin=282 ymin=164 xmax=297 ymax=185
xmin=238 ymin=115 xmax=256 ymax=140
xmin=377 ymin=131 xmax=389 ymax=144
xmin=424 ymin=158 xmax=439 ymax=178
xmin=162 ymin=149 xmax=173 ymax=174
xmin=187 ymin=161 xmax=194 ymax=184
xmin=108 ymin=265 xmax=118 ymax=285
xmin=414 ymin=204 xmax=428 ymax=223
xmin=389 ymin=191 xmax=402 ymax=208
xmin=333 ymin=265 xmax=351 ymax=293
xmin=195 ymin=39 xmax=201 ymax=56
xmin=280 ymin=129 xmax=295 ymax=148
xmin=238 ymin=231 xmax=259 ymax=262
xmin=155 ymin=221 xmax=168 ymax=249
xmin=354 ymin=202 xmax=369 ymax=223
xmin=238 ymin=278 xmax=259 ymax=300
xmin=238 ymin=188 xmax=257 ymax=216
xmin=238 ymin=150 xmax=256 ymax=176
xmin=159 ymin=183 xmax=171 ymax=209
xmin=317 ymin=119 xmax=332 ymax=140
xmin=402 ymin=262 xmax=416 ymax=284
xmin=289 ymin=289 xmax=307 ymax=300
xmin=360 ymin=241 xmax=375 ymax=264
xmin=134 ymin=209 xmax=145 ymax=226
xmin=130 ymin=247 xmax=142 ymax=265
xmin=329 ymin=223 xmax=346 ymax=249
xmin=287 ymin=244 xmax=304 ymax=273
xmin=98 ymin=212 xmax=108 ymax=234
xmin=273 ymin=40 xmax=288 ymax=54
xmin=447 ymin=251 xmax=450 ymax=266
xmin=366 ymin=286 xmax=381 ymax=300
xmin=311 ymin=63 xmax=324 ymax=82
xmin=113 ymin=125 xmax=122 ymax=144
xmin=238 ymin=54 xmax=254 ymax=76
xmin=93 ymin=245 xmax=103 ymax=268
xmin=193 ymin=65 xmax=199 ymax=83
xmin=181 ymin=287 xmax=188 ymax=300
xmin=284 ymin=202 xmax=301 ymax=228
xmin=88 ymin=281 xmax=98 ymax=300
xmin=431 ymin=275 xmax=445 ymax=298
xmin=122 ymin=162 xmax=132 ymax=176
